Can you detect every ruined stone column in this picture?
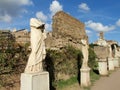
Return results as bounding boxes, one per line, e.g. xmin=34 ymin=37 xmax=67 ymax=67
xmin=94 ymin=46 xmax=109 ymax=76
xmin=108 ymin=45 xmax=114 ymax=71
xmin=108 ymin=58 xmax=114 ymax=71
xmin=114 ymin=57 xmax=119 ymax=68
xmin=98 ymin=58 xmax=108 ymax=76
xmin=113 ymin=45 xmax=119 ymax=68
xmin=80 ymin=39 xmax=91 ymax=87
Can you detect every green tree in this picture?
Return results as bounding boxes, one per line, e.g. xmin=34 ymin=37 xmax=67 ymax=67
xmin=88 ymin=46 xmax=98 ymax=69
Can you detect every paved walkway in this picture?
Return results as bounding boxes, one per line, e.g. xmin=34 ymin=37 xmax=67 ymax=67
xmin=91 ymin=68 xmax=120 ymax=90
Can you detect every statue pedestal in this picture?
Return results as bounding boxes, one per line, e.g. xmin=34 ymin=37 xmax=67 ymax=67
xmin=80 ymin=67 xmax=91 ymax=87
xmin=108 ymin=58 xmax=114 ymax=71
xmin=98 ymin=59 xmax=108 ymax=76
xmin=21 ymin=71 xmax=49 ymax=90
xmin=114 ymin=58 xmax=119 ymax=68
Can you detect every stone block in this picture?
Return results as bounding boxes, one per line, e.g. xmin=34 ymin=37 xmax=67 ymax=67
xmin=98 ymin=60 xmax=108 ymax=76
xmin=80 ymin=67 xmax=91 ymax=87
xmin=114 ymin=58 xmax=119 ymax=68
xmin=108 ymin=58 xmax=114 ymax=71
xmin=21 ymin=71 xmax=49 ymax=90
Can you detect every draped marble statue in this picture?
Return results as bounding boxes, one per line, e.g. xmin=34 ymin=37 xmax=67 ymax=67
xmin=25 ymin=18 xmax=46 ymax=73
xmin=81 ymin=39 xmax=89 ymax=68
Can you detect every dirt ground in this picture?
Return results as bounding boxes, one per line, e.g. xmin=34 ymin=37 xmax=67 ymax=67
xmin=58 ymin=68 xmax=120 ymax=90
xmin=91 ymin=68 xmax=120 ymax=90
xmin=58 ymin=83 xmax=83 ymax=90
xmin=0 ymin=74 xmax=20 ymax=90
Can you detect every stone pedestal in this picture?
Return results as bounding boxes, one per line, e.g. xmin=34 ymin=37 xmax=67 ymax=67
xmin=114 ymin=58 xmax=119 ymax=68
xmin=21 ymin=71 xmax=49 ymax=90
xmin=108 ymin=58 xmax=114 ymax=71
xmin=98 ymin=59 xmax=108 ymax=76
xmin=80 ymin=67 xmax=91 ymax=87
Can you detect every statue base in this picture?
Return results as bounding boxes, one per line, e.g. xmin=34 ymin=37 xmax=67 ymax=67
xmin=114 ymin=58 xmax=119 ymax=68
xmin=80 ymin=67 xmax=91 ymax=87
xmin=98 ymin=59 xmax=108 ymax=76
xmin=21 ymin=71 xmax=49 ymax=90
xmin=108 ymin=58 xmax=114 ymax=71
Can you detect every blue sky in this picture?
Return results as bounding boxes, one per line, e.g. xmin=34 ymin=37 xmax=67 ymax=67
xmin=0 ymin=0 xmax=120 ymax=44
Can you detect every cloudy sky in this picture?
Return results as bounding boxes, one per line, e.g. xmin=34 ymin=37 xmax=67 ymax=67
xmin=0 ymin=0 xmax=120 ymax=43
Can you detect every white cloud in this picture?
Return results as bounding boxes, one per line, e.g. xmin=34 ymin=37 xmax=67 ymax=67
xmin=18 ymin=0 xmax=33 ymax=5
xmin=0 ymin=14 xmax=12 ymax=23
xmin=85 ymin=20 xmax=115 ymax=32
xmin=0 ymin=0 xmax=33 ymax=22
xmin=49 ymin=0 xmax=63 ymax=16
xmin=86 ymin=30 xmax=92 ymax=34
xmin=86 ymin=29 xmax=92 ymax=37
xmin=45 ymin=23 xmax=52 ymax=31
xmin=36 ymin=11 xmax=48 ymax=22
xmin=36 ymin=0 xmax=63 ymax=31
xmin=78 ymin=3 xmax=90 ymax=12
xmin=1 ymin=0 xmax=33 ymax=6
xmin=116 ymin=19 xmax=120 ymax=26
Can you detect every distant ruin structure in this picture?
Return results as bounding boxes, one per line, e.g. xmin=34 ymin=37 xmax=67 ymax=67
xmin=94 ymin=31 xmax=119 ymax=74
xmin=12 ymin=29 xmax=30 ymax=44
xmin=94 ymin=32 xmax=107 ymax=46
xmin=99 ymin=31 xmax=104 ymax=40
xmin=0 ymin=30 xmax=12 ymax=38
xmin=45 ymin=11 xmax=88 ymax=50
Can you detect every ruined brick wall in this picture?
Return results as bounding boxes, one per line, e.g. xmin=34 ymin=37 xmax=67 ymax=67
xmin=45 ymin=11 xmax=88 ymax=50
xmin=12 ymin=29 xmax=30 ymax=44
xmin=94 ymin=46 xmax=109 ymax=59
xmin=52 ymin=11 xmax=87 ymax=40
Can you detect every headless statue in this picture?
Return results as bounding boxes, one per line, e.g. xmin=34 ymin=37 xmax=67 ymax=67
xmin=25 ymin=18 xmax=46 ymax=73
xmin=81 ymin=39 xmax=89 ymax=68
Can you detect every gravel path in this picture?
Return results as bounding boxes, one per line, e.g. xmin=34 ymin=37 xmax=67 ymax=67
xmin=91 ymin=68 xmax=120 ymax=90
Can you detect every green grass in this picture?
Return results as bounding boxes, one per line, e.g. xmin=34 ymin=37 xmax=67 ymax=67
xmin=90 ymin=70 xmax=100 ymax=84
xmin=83 ymin=70 xmax=100 ymax=90
xmin=83 ymin=87 xmax=91 ymax=90
xmin=57 ymin=76 xmax=78 ymax=89
xmin=56 ymin=70 xmax=100 ymax=90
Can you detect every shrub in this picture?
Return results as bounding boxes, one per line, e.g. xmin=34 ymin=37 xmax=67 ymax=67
xmin=88 ymin=45 xmax=98 ymax=69
xmin=44 ymin=45 xmax=83 ymax=89
xmin=0 ymin=36 xmax=29 ymax=87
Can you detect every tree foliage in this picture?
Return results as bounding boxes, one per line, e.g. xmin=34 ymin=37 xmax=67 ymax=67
xmin=0 ymin=35 xmax=29 ymax=88
xmin=88 ymin=45 xmax=98 ymax=69
xmin=44 ymin=45 xmax=83 ymax=89
xmin=0 ymin=44 xmax=29 ymax=74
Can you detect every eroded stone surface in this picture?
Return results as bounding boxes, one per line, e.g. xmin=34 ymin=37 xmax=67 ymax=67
xmin=94 ymin=46 xmax=109 ymax=59
xmin=45 ymin=11 xmax=88 ymax=50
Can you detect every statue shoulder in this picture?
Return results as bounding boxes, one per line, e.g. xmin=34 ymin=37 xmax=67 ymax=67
xmin=30 ymin=18 xmax=44 ymax=28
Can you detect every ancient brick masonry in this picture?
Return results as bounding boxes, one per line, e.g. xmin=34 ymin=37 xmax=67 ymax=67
xmin=45 ymin=11 xmax=88 ymax=50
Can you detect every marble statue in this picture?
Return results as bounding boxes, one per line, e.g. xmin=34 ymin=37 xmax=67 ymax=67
xmin=81 ymin=39 xmax=89 ymax=68
xmin=25 ymin=18 xmax=46 ymax=73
